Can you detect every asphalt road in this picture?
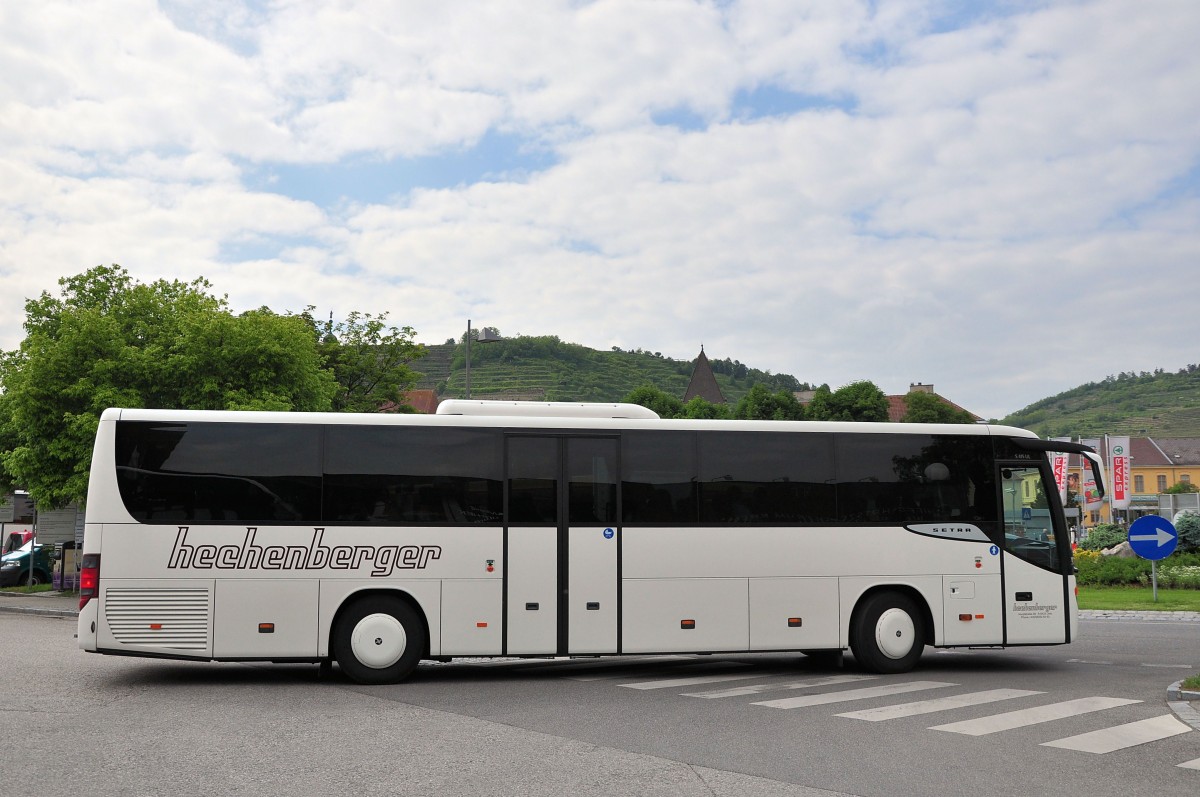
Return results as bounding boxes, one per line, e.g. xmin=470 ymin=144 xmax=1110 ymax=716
xmin=4 ymin=610 xmax=1198 ymax=797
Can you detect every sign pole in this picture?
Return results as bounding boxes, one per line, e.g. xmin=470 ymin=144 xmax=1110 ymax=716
xmin=1127 ymin=515 xmax=1177 ymax=604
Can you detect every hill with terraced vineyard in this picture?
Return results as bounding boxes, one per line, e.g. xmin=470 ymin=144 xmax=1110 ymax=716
xmin=1000 ymin=365 xmax=1200 ymax=437
xmin=411 ymin=335 xmax=810 ymax=405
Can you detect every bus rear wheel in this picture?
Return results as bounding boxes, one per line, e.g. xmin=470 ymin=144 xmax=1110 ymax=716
xmin=333 ymin=596 xmax=426 ymax=685
xmin=850 ymin=591 xmax=925 ymax=674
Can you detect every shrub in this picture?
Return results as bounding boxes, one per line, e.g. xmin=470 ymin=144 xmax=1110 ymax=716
xmin=1074 ymin=550 xmax=1200 ymax=587
xmin=1073 ymin=551 xmax=1151 ymax=585
xmin=1174 ymin=511 xmax=1200 ymax=553
xmin=1077 ymin=523 xmax=1127 ymax=552
xmin=1158 ymin=565 xmax=1200 ymax=589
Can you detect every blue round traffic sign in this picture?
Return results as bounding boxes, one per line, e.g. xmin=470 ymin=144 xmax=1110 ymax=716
xmin=1126 ymin=515 xmax=1178 ymax=561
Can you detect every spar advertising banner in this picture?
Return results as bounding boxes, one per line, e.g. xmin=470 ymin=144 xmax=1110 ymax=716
xmin=1050 ymin=437 xmax=1071 ymax=504
xmin=1109 ymin=435 xmax=1131 ymax=510
xmin=1080 ymin=438 xmax=1104 ymax=510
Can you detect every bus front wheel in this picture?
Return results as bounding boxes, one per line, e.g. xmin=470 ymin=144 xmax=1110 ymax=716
xmin=850 ymin=591 xmax=925 ymax=674
xmin=333 ymin=596 xmax=426 ymax=685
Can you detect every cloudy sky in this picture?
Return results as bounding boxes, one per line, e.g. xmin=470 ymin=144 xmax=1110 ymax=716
xmin=2 ymin=0 xmax=1197 ymax=420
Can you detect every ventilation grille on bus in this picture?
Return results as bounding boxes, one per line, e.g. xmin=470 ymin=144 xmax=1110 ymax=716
xmin=104 ymin=588 xmax=210 ymax=650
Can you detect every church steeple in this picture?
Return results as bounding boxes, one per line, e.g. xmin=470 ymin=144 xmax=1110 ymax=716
xmin=683 ymin=346 xmax=726 ymax=404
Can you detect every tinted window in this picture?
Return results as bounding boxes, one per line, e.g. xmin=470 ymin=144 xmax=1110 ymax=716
xmin=324 ymin=426 xmax=502 ymax=524
xmin=698 ymin=432 xmax=835 ymax=524
xmin=507 ymin=437 xmax=559 ymax=525
xmin=835 ymin=434 xmax=997 ymax=527
xmin=1000 ymin=465 xmax=1061 ymax=571
xmin=568 ymin=438 xmax=618 ymax=525
xmin=115 ymin=421 xmax=321 ymax=523
xmin=622 ymin=431 xmax=697 ymax=524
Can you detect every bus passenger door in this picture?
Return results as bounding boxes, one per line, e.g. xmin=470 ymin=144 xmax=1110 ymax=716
xmin=506 ymin=437 xmax=560 ymax=655
xmin=564 ymin=437 xmax=619 ymax=654
xmin=505 ymin=436 xmax=619 ymax=656
xmin=999 ymin=463 xmax=1071 ymax=644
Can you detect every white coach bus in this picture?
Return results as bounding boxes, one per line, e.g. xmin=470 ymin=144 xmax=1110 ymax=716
xmin=77 ymin=402 xmax=1104 ymax=684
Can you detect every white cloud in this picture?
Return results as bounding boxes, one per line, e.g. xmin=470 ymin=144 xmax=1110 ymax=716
xmin=1 ymin=0 xmax=1198 ymax=421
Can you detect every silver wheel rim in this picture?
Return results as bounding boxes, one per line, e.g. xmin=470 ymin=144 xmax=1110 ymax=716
xmin=875 ymin=607 xmax=916 ymax=660
xmin=351 ymin=612 xmax=407 ymax=669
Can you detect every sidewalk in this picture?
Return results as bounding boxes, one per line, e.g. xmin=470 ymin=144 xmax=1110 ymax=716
xmin=0 ymin=589 xmax=80 ymax=618
xmin=4 ymin=590 xmax=1198 ymax=728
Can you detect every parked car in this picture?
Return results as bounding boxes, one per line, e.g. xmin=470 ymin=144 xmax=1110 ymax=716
xmin=3 ymin=530 xmax=33 ymax=554
xmin=0 ymin=541 xmax=52 ymax=586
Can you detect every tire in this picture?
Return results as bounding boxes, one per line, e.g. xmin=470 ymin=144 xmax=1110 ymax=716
xmin=850 ymin=591 xmax=926 ymax=674
xmin=333 ymin=596 xmax=426 ymax=685
xmin=21 ymin=571 xmax=45 ymax=587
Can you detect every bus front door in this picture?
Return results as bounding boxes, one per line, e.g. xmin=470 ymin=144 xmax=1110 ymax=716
xmin=998 ymin=464 xmax=1071 ymax=644
xmin=505 ymin=436 xmax=619 ymax=656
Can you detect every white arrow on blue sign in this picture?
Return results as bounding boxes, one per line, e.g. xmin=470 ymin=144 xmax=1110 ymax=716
xmin=1126 ymin=515 xmax=1178 ymax=561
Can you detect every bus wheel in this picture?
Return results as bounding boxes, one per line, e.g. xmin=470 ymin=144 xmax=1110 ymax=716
xmin=850 ymin=592 xmax=925 ymax=674
xmin=333 ymin=597 xmax=425 ymax=685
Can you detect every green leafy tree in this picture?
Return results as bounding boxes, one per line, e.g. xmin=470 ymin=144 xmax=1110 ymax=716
xmin=900 ymin=391 xmax=975 ymax=423
xmin=806 ymin=381 xmax=889 ymax=422
xmin=1163 ymin=481 xmax=1200 ymax=494
xmin=0 ymin=265 xmax=336 ymax=507
xmin=623 ymin=385 xmax=683 ymax=418
xmin=680 ymin=397 xmax=732 ymax=419
xmin=733 ymin=383 xmax=805 ymax=420
xmin=305 ymin=310 xmax=427 ymax=412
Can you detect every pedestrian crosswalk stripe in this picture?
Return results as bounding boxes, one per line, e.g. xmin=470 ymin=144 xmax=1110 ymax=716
xmin=836 ymin=688 xmax=1044 ymax=721
xmin=1041 ymin=714 xmax=1192 ymax=754
xmin=567 ymin=659 xmax=748 ymax=681
xmin=619 ymin=672 xmax=765 ymax=690
xmin=930 ymin=696 xmax=1141 ymax=736
xmin=752 ymin=680 xmax=956 ymax=709
xmin=1179 ymin=756 xmax=1200 ymax=770
xmin=683 ymin=674 xmax=876 ymax=699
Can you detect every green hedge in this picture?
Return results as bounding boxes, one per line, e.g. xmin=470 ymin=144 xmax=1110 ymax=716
xmin=1073 ymin=550 xmax=1200 ymax=587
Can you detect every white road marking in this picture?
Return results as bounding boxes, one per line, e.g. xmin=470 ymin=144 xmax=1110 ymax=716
xmin=930 ymin=697 xmax=1141 ymax=736
xmin=753 ymin=680 xmax=956 ymax=709
xmin=619 ymin=672 xmax=764 ymax=690
xmin=1041 ymin=714 xmax=1192 ymax=754
xmin=683 ymin=674 xmax=876 ymax=699
xmin=837 ymin=689 xmax=1043 ymax=721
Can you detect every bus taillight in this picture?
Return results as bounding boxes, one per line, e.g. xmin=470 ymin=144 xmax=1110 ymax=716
xmin=79 ymin=553 xmax=100 ymax=610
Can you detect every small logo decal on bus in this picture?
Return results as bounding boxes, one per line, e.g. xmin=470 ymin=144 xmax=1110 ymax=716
xmin=167 ymin=528 xmax=442 ymax=577
xmin=603 ymin=528 xmax=614 ymax=539
xmin=903 ymin=523 xmax=990 ymax=543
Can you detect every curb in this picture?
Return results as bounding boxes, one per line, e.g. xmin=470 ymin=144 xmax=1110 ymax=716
xmin=0 ymin=590 xmax=79 ymax=619
xmin=1168 ymin=682 xmax=1200 ymax=731
xmin=0 ymin=602 xmax=78 ymax=619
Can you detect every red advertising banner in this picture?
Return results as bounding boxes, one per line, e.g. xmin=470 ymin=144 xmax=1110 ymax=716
xmin=1081 ymin=438 xmax=1103 ymax=510
xmin=1109 ymin=436 xmax=1130 ymax=510
xmin=1050 ymin=438 xmax=1071 ymax=504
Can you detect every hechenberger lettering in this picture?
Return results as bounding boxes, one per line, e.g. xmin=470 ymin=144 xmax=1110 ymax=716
xmin=167 ymin=528 xmax=442 ymax=577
